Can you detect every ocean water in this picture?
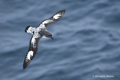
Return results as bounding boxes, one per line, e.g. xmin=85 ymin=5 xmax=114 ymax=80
xmin=0 ymin=0 xmax=120 ymax=80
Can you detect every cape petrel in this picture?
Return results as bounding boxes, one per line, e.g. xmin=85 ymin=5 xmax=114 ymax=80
xmin=23 ymin=10 xmax=66 ymax=69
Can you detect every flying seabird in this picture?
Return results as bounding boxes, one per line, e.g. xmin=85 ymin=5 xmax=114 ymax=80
xmin=23 ymin=10 xmax=66 ymax=69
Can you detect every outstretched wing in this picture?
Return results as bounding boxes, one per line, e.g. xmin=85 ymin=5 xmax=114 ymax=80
xmin=23 ymin=36 xmax=41 ymax=69
xmin=38 ymin=10 xmax=66 ymax=28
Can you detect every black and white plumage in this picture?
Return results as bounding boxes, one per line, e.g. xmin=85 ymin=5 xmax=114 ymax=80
xmin=23 ymin=10 xmax=66 ymax=69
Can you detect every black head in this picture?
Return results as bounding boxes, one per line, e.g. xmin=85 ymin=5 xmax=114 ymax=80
xmin=25 ymin=26 xmax=30 ymax=32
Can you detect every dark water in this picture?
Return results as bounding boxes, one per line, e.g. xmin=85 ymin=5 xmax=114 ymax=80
xmin=0 ymin=0 xmax=120 ymax=80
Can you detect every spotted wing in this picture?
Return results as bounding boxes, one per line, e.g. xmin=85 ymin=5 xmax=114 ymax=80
xmin=23 ymin=36 xmax=41 ymax=69
xmin=38 ymin=10 xmax=66 ymax=28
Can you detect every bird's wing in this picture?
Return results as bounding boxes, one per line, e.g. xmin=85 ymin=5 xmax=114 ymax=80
xmin=23 ymin=36 xmax=41 ymax=69
xmin=38 ymin=10 xmax=66 ymax=28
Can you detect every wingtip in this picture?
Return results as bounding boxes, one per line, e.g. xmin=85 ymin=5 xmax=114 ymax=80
xmin=23 ymin=62 xmax=27 ymax=70
xmin=56 ymin=10 xmax=66 ymax=16
xmin=60 ymin=9 xmax=66 ymax=13
xmin=23 ymin=67 xmax=26 ymax=70
xmin=62 ymin=9 xmax=66 ymax=12
xmin=23 ymin=59 xmax=30 ymax=70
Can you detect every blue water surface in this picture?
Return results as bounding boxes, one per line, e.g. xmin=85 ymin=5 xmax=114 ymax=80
xmin=0 ymin=0 xmax=120 ymax=80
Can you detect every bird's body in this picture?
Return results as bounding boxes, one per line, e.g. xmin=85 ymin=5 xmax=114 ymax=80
xmin=23 ymin=10 xmax=66 ymax=69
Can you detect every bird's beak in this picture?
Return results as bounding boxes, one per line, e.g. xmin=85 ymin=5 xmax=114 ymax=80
xmin=51 ymin=37 xmax=54 ymax=40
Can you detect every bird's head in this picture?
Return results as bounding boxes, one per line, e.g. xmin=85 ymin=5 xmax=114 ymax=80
xmin=25 ymin=26 xmax=35 ymax=34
